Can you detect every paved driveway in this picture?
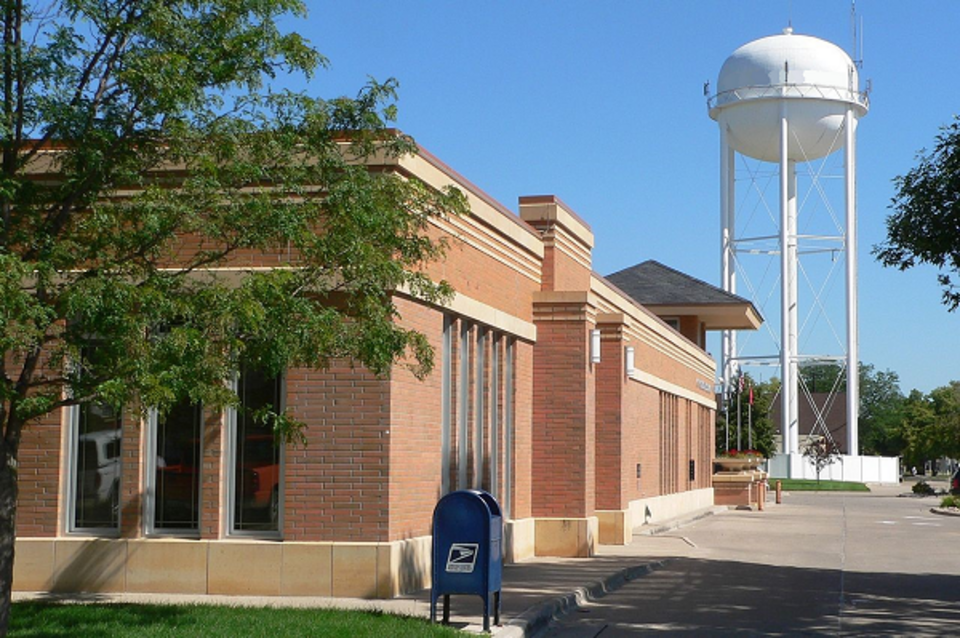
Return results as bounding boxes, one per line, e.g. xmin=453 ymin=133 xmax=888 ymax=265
xmin=545 ymin=484 xmax=960 ymax=636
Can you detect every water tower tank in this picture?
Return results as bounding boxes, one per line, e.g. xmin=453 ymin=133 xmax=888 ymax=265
xmin=708 ymin=28 xmax=868 ymax=162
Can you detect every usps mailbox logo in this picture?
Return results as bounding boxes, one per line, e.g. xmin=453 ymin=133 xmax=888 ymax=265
xmin=445 ymin=543 xmax=479 ymax=573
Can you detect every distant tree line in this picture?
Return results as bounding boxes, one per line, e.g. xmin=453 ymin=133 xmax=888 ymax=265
xmin=717 ymin=362 xmax=960 ymax=470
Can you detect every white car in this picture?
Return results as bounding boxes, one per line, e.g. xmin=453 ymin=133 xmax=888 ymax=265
xmin=77 ymin=428 xmax=121 ymax=511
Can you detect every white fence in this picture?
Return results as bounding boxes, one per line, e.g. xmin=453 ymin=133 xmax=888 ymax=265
xmin=766 ymin=453 xmax=900 ymax=484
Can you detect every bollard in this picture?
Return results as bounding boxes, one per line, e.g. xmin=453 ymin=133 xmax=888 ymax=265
xmin=776 ymin=480 xmax=782 ymax=504
xmin=758 ymin=480 xmax=765 ymax=511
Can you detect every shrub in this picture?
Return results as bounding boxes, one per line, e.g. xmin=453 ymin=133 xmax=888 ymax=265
xmin=940 ymin=495 xmax=960 ymax=508
xmin=913 ymin=481 xmax=936 ymax=496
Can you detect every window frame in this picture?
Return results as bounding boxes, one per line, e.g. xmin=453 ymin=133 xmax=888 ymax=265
xmin=65 ymin=401 xmax=122 ymax=537
xmin=225 ymin=367 xmax=286 ymax=539
xmin=143 ymin=402 xmax=204 ymax=538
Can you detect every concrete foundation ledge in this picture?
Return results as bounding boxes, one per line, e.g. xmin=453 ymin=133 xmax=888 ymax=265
xmin=533 ymin=517 xmax=598 ymax=557
xmin=13 ymin=535 xmax=433 ymax=599
xmin=625 ymin=488 xmax=715 ymax=534
xmin=595 ymin=510 xmax=631 ymax=545
xmin=505 ymin=518 xmax=536 ymax=563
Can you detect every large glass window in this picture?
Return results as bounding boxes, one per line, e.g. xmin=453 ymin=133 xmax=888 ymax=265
xmin=442 ymin=317 xmax=517 ymax=519
xmin=231 ymin=366 xmax=283 ymax=534
xmin=71 ymin=401 xmax=122 ymax=531
xmin=146 ymin=399 xmax=202 ymax=534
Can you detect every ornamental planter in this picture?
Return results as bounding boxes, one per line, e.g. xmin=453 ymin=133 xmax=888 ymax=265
xmin=714 ymin=457 xmax=763 ymax=473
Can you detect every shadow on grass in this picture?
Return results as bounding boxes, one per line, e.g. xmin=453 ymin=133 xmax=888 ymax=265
xmin=11 ymin=601 xmax=197 ymax=637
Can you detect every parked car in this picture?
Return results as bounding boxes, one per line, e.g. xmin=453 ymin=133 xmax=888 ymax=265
xmin=950 ymin=467 xmax=960 ymax=495
xmin=76 ymin=429 xmax=121 ymax=524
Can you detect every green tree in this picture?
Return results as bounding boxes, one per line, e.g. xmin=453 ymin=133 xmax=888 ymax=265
xmin=858 ymin=364 xmax=906 ymax=457
xmin=900 ymin=389 xmax=939 ymax=470
xmin=802 ymin=437 xmax=841 ymax=487
xmin=716 ymin=372 xmax=777 ymax=459
xmin=892 ymin=383 xmax=960 ymax=471
xmin=928 ymin=382 xmax=960 ymax=459
xmin=0 ymin=2 xmax=467 ymax=631
xmin=874 ymin=116 xmax=960 ymax=311
xmin=798 ymin=362 xmax=845 ymax=394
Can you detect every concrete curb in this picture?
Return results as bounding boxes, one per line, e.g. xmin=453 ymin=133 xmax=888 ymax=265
xmin=495 ymin=561 xmax=668 ymax=638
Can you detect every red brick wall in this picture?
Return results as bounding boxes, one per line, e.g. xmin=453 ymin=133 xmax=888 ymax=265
xmin=531 ymin=319 xmax=595 ymax=518
xmin=200 ymin=411 xmax=223 ymax=539
xmin=119 ymin=409 xmax=143 ymax=537
xmin=510 ymin=340 xmax=534 ymax=520
xmin=15 ymin=409 xmax=62 ymax=537
xmin=421 ymin=224 xmax=541 ymax=324
xmin=387 ymin=297 xmax=444 ymax=540
xmin=595 ymin=331 xmax=624 ymax=511
xmin=283 ymin=363 xmax=391 ymax=542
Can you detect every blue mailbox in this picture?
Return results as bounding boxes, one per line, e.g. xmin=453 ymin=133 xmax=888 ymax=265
xmin=430 ymin=489 xmax=502 ymax=632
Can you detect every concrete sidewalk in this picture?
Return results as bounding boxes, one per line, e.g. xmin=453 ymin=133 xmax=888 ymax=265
xmin=13 ymin=506 xmax=722 ymax=636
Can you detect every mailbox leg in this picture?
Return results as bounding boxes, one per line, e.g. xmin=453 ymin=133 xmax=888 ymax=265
xmin=494 ymin=591 xmax=501 ymax=626
xmin=442 ymin=594 xmax=450 ymax=625
xmin=482 ymin=595 xmax=490 ymax=633
xmin=430 ymin=593 xmax=436 ymax=624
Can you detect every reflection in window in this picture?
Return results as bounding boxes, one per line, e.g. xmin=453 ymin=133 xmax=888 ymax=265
xmin=151 ymin=400 xmax=202 ymax=533
xmin=232 ymin=366 xmax=283 ymax=533
xmin=73 ymin=402 xmax=122 ymax=530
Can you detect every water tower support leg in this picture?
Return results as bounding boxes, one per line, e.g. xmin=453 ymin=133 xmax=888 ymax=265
xmin=845 ymin=107 xmax=860 ymax=456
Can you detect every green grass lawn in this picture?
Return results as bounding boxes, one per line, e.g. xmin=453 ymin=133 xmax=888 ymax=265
xmin=10 ymin=602 xmax=468 ymax=637
xmin=774 ymin=478 xmax=870 ymax=492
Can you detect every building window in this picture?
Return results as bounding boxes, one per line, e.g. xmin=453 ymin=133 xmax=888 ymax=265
xmin=441 ymin=316 xmax=453 ymax=495
xmin=473 ymin=327 xmax=486 ymax=489
xmin=69 ymin=400 xmax=122 ymax=533
xmin=664 ymin=317 xmax=680 ymax=332
xmin=229 ymin=365 xmax=284 ymax=535
xmin=442 ymin=317 xmax=517 ymax=518
xmin=457 ymin=321 xmax=471 ymax=490
xmin=145 ymin=399 xmax=202 ymax=535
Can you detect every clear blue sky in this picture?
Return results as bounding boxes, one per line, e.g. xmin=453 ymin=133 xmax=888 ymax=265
xmin=288 ymin=1 xmax=959 ymax=395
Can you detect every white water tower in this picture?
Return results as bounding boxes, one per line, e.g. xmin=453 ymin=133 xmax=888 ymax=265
xmin=708 ymin=28 xmax=868 ymax=459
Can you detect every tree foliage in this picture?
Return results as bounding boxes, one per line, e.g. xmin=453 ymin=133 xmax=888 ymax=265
xmin=802 ymin=437 xmax=841 ymax=486
xmin=716 ymin=372 xmax=777 ymax=459
xmin=0 ymin=2 xmax=467 ymax=632
xmin=899 ymin=383 xmax=960 ymax=468
xmin=875 ymin=116 xmax=960 ymax=311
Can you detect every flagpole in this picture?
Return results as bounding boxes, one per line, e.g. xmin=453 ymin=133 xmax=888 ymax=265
xmin=737 ymin=382 xmax=742 ymax=451
xmin=724 ymin=399 xmax=730 ymax=451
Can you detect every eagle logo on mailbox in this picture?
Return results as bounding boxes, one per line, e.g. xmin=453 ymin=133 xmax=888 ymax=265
xmin=445 ymin=543 xmax=479 ymax=573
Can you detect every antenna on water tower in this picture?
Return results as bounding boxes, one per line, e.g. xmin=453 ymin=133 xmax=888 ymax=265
xmin=851 ymin=0 xmax=864 ymax=69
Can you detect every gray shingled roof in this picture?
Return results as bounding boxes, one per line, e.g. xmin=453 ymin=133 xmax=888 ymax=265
xmin=606 ymin=260 xmax=754 ymax=307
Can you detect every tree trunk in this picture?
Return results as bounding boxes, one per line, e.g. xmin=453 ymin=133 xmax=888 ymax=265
xmin=0 ymin=446 xmax=18 ymax=636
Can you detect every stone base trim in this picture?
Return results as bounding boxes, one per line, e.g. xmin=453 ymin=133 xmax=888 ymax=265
xmin=596 ymin=510 xmax=632 ymax=545
xmin=14 ymin=521 xmax=542 ymax=599
xmin=505 ymin=518 xmax=536 ymax=563
xmin=13 ymin=536 xmax=432 ymax=599
xmin=532 ymin=517 xmax=598 ymax=557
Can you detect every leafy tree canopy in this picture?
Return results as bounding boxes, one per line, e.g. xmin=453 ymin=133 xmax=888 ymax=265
xmin=875 ymin=116 xmax=960 ymax=310
xmin=716 ymin=372 xmax=777 ymax=459
xmin=0 ymin=2 xmax=467 ymax=630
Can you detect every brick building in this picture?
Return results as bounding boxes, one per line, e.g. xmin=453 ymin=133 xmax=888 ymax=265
xmin=14 ymin=142 xmax=758 ymax=598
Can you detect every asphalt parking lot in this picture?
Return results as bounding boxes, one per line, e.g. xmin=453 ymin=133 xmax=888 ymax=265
xmin=545 ymin=483 xmax=960 ymax=636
